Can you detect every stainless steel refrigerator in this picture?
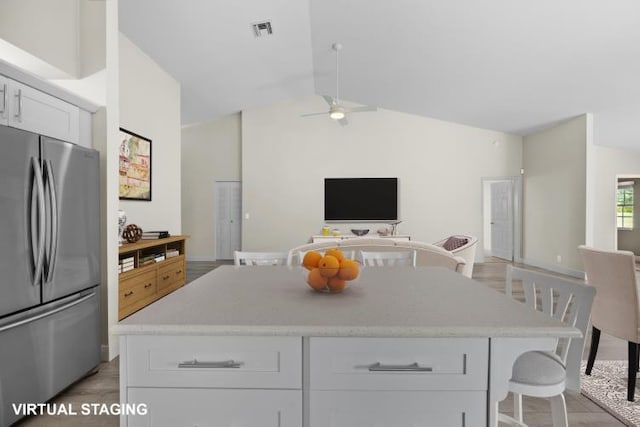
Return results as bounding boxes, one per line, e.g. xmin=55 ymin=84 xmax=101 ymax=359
xmin=0 ymin=125 xmax=100 ymax=426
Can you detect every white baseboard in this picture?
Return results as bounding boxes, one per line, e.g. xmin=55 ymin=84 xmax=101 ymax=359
xmin=520 ymin=258 xmax=585 ymax=279
xmin=187 ymin=255 xmax=216 ymax=262
xmin=101 ymin=344 xmax=110 ymax=362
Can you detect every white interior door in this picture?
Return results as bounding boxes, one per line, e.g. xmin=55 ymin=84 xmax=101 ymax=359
xmin=215 ymin=181 xmax=242 ymax=260
xmin=490 ymin=181 xmax=513 ymax=261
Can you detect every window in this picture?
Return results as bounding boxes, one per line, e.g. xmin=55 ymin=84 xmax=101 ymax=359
xmin=617 ymin=182 xmax=634 ymax=229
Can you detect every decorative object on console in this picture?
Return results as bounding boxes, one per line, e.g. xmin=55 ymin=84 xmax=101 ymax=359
xmin=141 ymin=230 xmax=170 ymax=239
xmin=119 ymin=128 xmax=152 ymax=201
xmin=351 ymin=228 xmax=369 ymax=236
xmin=122 ymin=224 xmax=143 ymax=243
xmin=118 ymin=209 xmax=127 ymax=246
xmin=377 ymin=227 xmax=391 ymax=236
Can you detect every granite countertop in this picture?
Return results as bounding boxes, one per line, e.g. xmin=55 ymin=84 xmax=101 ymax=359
xmin=113 ymin=266 xmax=580 ymax=338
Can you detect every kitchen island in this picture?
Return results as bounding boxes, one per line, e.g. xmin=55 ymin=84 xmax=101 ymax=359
xmin=114 ymin=266 xmax=580 ymax=427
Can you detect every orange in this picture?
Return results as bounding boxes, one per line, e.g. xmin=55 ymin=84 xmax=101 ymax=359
xmin=337 ymin=259 xmax=360 ymax=281
xmin=327 ymin=276 xmax=347 ymax=292
xmin=307 ymin=268 xmax=328 ymax=291
xmin=318 ymin=255 xmax=340 ymax=277
xmin=302 ymin=251 xmax=322 ymax=270
xmin=325 ymin=248 xmax=345 ymax=262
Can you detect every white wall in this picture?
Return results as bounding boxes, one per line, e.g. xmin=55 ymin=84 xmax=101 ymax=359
xmin=522 ymin=115 xmax=587 ymax=274
xmin=118 ymin=33 xmax=181 ymax=235
xmin=0 ymin=0 xmax=80 ymax=78
xmin=241 ymin=96 xmax=523 ymax=258
xmin=182 ymin=114 xmax=242 ymax=260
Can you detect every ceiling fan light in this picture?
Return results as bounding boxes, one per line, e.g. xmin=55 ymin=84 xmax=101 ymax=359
xmin=330 ymin=110 xmax=345 ymax=120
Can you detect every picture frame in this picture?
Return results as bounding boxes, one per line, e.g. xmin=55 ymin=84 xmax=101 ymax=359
xmin=119 ymin=128 xmax=152 ymax=201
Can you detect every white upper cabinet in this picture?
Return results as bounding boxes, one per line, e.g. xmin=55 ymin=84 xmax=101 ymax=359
xmin=5 ymin=78 xmax=80 ymax=143
xmin=0 ymin=76 xmax=8 ymax=125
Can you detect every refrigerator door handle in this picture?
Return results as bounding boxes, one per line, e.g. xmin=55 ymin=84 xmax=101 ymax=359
xmin=14 ymin=88 xmax=22 ymax=121
xmin=44 ymin=160 xmax=58 ymax=283
xmin=31 ymin=157 xmax=46 ymax=285
xmin=0 ymin=292 xmax=96 ymax=333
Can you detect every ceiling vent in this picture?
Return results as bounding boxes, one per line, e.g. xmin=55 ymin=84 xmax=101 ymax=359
xmin=252 ymin=21 xmax=273 ymax=37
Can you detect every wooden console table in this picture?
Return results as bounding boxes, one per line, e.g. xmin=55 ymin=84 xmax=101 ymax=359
xmin=118 ymin=235 xmax=189 ymax=320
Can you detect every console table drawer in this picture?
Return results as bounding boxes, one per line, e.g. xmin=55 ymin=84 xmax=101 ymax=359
xmin=125 ymin=335 xmax=302 ymax=389
xmin=309 ymin=337 xmax=488 ymax=391
xmin=119 ymin=270 xmax=156 ymax=309
xmin=157 ymin=256 xmax=185 ymax=292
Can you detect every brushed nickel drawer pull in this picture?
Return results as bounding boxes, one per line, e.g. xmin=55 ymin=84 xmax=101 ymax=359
xmin=124 ymin=291 xmax=134 ymax=297
xmin=178 ymin=359 xmax=243 ymax=369
xmin=368 ymin=362 xmax=432 ymax=372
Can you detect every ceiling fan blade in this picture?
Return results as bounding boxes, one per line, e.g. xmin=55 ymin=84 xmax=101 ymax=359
xmin=338 ymin=117 xmax=349 ymax=126
xmin=301 ymin=111 xmax=328 ymax=117
xmin=322 ymin=95 xmax=334 ymax=106
xmin=347 ymin=106 xmax=378 ymax=113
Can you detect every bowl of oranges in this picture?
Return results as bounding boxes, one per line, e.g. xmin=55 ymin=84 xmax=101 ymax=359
xmin=302 ymin=248 xmax=360 ymax=293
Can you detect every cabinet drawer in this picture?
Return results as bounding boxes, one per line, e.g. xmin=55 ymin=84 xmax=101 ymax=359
xmin=310 ymin=390 xmax=485 ymax=427
xmin=127 ymin=388 xmax=302 ymax=427
xmin=310 ymin=337 xmax=488 ymax=391
xmin=119 ymin=271 xmax=156 ymax=309
xmin=157 ymin=256 xmax=185 ymax=292
xmin=126 ymin=335 xmax=302 ymax=389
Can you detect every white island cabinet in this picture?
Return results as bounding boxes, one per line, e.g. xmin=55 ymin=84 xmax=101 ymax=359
xmin=115 ymin=266 xmax=579 ymax=427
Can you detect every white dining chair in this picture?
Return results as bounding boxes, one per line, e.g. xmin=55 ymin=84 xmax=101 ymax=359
xmin=359 ymin=250 xmax=416 ymax=267
xmin=233 ymin=251 xmax=288 ymax=266
xmin=499 ymin=266 xmax=595 ymax=427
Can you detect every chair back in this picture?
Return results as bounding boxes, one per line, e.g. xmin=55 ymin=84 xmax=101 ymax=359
xmin=359 ymin=250 xmax=416 ymax=267
xmin=578 ymin=245 xmax=640 ymax=343
xmin=287 ymin=238 xmax=465 ymax=273
xmin=234 ymin=251 xmax=288 ymax=266
xmin=506 ymin=265 xmax=595 ymax=391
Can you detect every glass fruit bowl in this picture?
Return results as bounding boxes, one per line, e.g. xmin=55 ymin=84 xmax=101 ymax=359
xmin=301 ymin=249 xmax=361 ymax=293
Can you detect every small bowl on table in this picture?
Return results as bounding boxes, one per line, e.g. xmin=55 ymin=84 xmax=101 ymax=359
xmin=351 ymin=228 xmax=369 ymax=237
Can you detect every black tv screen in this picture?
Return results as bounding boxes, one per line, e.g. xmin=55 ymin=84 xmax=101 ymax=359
xmin=324 ymin=178 xmax=398 ymax=222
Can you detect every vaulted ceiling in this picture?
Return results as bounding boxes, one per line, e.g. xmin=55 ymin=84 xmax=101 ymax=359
xmin=119 ymin=0 xmax=640 ymax=150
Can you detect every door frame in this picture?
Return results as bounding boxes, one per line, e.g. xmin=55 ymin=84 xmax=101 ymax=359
xmin=481 ymin=176 xmax=522 ymax=262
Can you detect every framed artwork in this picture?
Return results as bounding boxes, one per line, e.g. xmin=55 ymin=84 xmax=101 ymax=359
xmin=119 ymin=128 xmax=152 ymax=201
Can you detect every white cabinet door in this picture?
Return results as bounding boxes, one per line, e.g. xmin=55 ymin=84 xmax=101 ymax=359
xmin=127 ymin=388 xmax=302 ymax=427
xmin=0 ymin=76 xmax=8 ymax=125
xmin=8 ymin=80 xmax=79 ymax=143
xmin=310 ymin=390 xmax=486 ymax=427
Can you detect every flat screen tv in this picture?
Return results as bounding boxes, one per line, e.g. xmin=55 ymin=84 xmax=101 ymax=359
xmin=324 ymin=178 xmax=398 ymax=222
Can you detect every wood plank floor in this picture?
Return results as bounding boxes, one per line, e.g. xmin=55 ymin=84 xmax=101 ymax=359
xmin=14 ymin=260 xmax=627 ymax=426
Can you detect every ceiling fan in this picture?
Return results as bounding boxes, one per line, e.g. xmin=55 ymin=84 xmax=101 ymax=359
xmin=301 ymin=43 xmax=377 ymax=126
